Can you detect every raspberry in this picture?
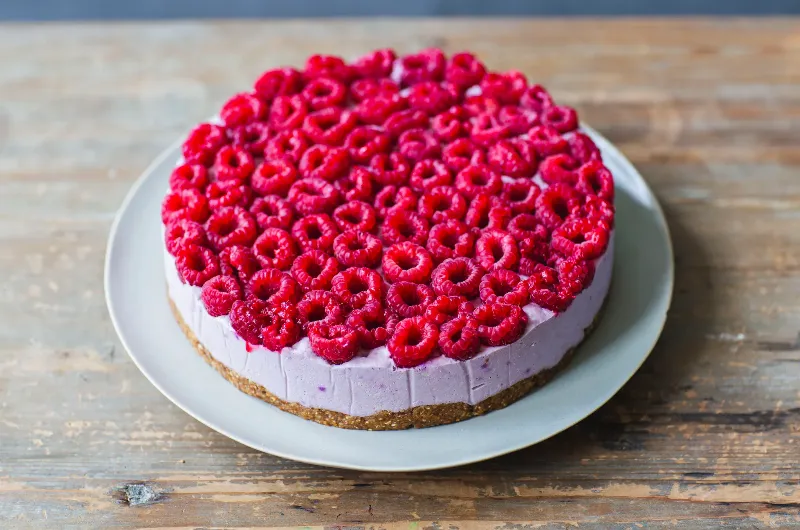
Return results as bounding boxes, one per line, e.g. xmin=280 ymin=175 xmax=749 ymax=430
xmin=303 ymin=108 xmax=357 ymax=147
xmin=182 ymin=123 xmax=228 ymax=165
xmin=520 ymin=84 xmax=554 ymax=112
xmin=464 ymin=193 xmax=512 ymax=231
xmin=175 ymin=245 xmax=220 ymax=287
xmin=352 ymin=48 xmax=397 ymax=79
xmin=169 ymin=163 xmax=208 ymax=192
xmin=501 ymin=179 xmax=540 ymax=215
xmin=454 ymin=164 xmax=502 ymax=199
xmin=463 ymin=95 xmax=501 ymax=118
xmin=291 ymin=213 xmax=339 ymax=253
xmin=479 ymin=269 xmax=528 ymax=306
xmin=381 ymin=209 xmax=429 ymax=246
xmin=213 ymin=145 xmax=255 ymax=182
xmin=487 ymin=138 xmax=538 ymax=179
xmin=526 ymin=264 xmax=573 ymax=312
xmin=480 ymin=70 xmax=527 ymax=105
xmin=264 ymin=129 xmax=310 ymax=164
xmin=431 ymin=257 xmax=485 ymax=298
xmin=346 ymin=300 xmax=398 ymax=349
xmin=384 ymin=109 xmax=430 ymax=139
xmin=269 ymin=94 xmax=308 ymax=131
xmin=496 ymin=105 xmax=539 ymax=135
xmin=551 ymin=217 xmax=610 ymax=260
xmin=535 ymin=183 xmax=582 ymax=230
xmin=165 ymin=218 xmax=207 ymax=256
xmin=409 ymin=159 xmax=453 ymax=193
xmin=508 ymin=213 xmax=547 ymax=242
xmin=575 ymin=160 xmax=614 ymax=202
xmin=398 ymin=128 xmax=441 ymax=164
xmin=219 ymin=92 xmax=266 ymax=127
xmin=542 ymin=105 xmax=579 ymax=134
xmin=247 ymin=268 xmax=300 ymax=307
xmin=218 ymin=245 xmax=261 ymax=282
xmin=399 ymin=48 xmax=446 ymax=86
xmin=417 ymin=186 xmax=467 ymax=224
xmin=388 ymin=316 xmax=439 ymax=368
xmin=350 ymin=78 xmax=399 ymax=103
xmin=308 ymin=324 xmax=360 ymax=364
xmin=557 ymin=257 xmax=595 ymax=296
xmin=373 ymin=185 xmax=417 ymax=219
xmin=290 ymin=250 xmax=339 ymax=292
xmin=539 ymin=153 xmax=580 ymax=186
xmin=386 ymin=283 xmax=436 ymax=323
xmin=431 ymin=106 xmax=469 ymax=143
xmin=424 ymin=295 xmax=473 ymax=325
xmin=298 ymin=144 xmax=350 ymax=181
xmin=229 ymin=299 xmax=269 ymax=344
xmin=426 ymin=219 xmax=475 ymax=262
xmin=331 ymin=267 xmax=384 ymax=309
xmin=287 ymin=178 xmax=341 ymax=216
xmin=567 ymin=132 xmax=602 ymax=164
xmin=254 ymin=67 xmax=303 ymax=101
xmin=527 ymin=125 xmax=569 ymax=158
xmin=333 ymin=200 xmax=377 ymax=233
xmin=408 ymin=81 xmax=455 ymax=115
xmin=161 ymin=188 xmax=210 ymax=224
xmin=475 ymin=230 xmax=520 ymax=271
xmin=582 ymin=195 xmax=615 ymax=227
xmin=335 ymin=166 xmax=375 ymax=202
xmin=473 ymin=302 xmax=528 ymax=346
xmin=369 ymin=152 xmax=412 ymax=187
xmin=344 ymin=127 xmax=390 ymax=165
xmin=445 ymin=52 xmax=487 ymax=90
xmin=230 ymin=121 xmax=272 ymax=156
xmin=382 ymin=242 xmax=433 ymax=283
xmin=301 ymin=77 xmax=347 ymax=110
xmin=205 ymin=207 xmax=258 ymax=251
xmin=297 ymin=290 xmax=346 ymax=331
xmin=333 ymin=230 xmax=382 ymax=268
xmin=249 ymin=195 xmax=294 ymax=231
xmin=518 ymin=234 xmax=553 ymax=276
xmin=438 ymin=313 xmax=480 ymax=360
xmin=201 ymin=275 xmax=243 ymax=317
xmin=304 ymin=54 xmax=352 ymax=83
xmin=252 ymin=227 xmax=297 ymax=270
xmin=206 ymin=180 xmax=253 ymax=211
xmin=261 ymin=307 xmax=302 ymax=352
xmin=442 ymin=138 xmax=486 ymax=173
xmin=355 ymin=93 xmax=407 ymax=125
xmin=469 ymin=113 xmax=511 ymax=147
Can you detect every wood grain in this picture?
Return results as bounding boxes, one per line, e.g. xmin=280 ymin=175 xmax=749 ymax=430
xmin=1 ymin=18 xmax=798 ymax=529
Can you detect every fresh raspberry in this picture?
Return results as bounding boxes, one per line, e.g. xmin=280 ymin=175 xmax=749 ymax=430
xmin=346 ymin=300 xmax=398 ymax=349
xmin=304 ymin=54 xmax=352 ymax=83
xmin=417 ymin=186 xmax=467 ymax=223
xmin=254 ymin=67 xmax=303 ymax=101
xmin=335 ymin=166 xmax=375 ymax=202
xmin=331 ymin=267 xmax=384 ymax=309
xmin=431 ymin=257 xmax=485 ymax=298
xmin=296 ymin=290 xmax=346 ymax=331
xmin=205 ymin=207 xmax=258 ymax=251
xmin=344 ymin=127 xmax=390 ymax=164
xmin=333 ymin=230 xmax=382 ymax=268
xmin=263 ymin=129 xmax=310 ymax=164
xmin=438 ymin=313 xmax=481 ymax=360
xmin=442 ymin=138 xmax=486 ymax=173
xmin=333 ymin=200 xmax=377 ymax=233
xmin=567 ymin=132 xmax=602 ymax=164
xmin=539 ymin=153 xmax=580 ymax=186
xmin=298 ymin=144 xmax=350 ymax=181
xmin=381 ymin=208 xmax=429 ymax=246
xmin=473 ymin=302 xmax=528 ymax=346
xmin=542 ymin=105 xmax=579 ymax=134
xmin=201 ymin=275 xmax=243 ymax=317
xmin=349 ymin=78 xmax=400 ymax=103
xmin=352 ymin=48 xmax=397 ymax=79
xmin=229 ymin=299 xmax=268 ymax=345
xmin=479 ymin=269 xmax=528 ymax=306
xmin=388 ymin=316 xmax=439 ymax=368
xmin=213 ymin=145 xmax=255 ymax=182
xmin=290 ymin=250 xmax=339 ymax=292
xmin=517 ymin=233 xmax=553 ymax=276
xmin=508 ymin=213 xmax=547 ymax=242
xmin=535 ymin=183 xmax=582 ymax=229
xmin=247 ymin=268 xmax=300 ymax=307
xmin=551 ymin=217 xmax=610 ymax=260
xmin=382 ymin=242 xmax=433 ymax=284
xmin=408 ymin=81 xmax=455 ymax=115
xmin=426 ymin=219 xmax=475 ymax=262
xmin=469 ymin=113 xmax=511 ymax=147
xmin=175 ymin=245 xmax=220 ymax=287
xmin=301 ymin=77 xmax=347 ymax=110
xmin=161 ymin=188 xmax=210 ymax=224
xmin=249 ymin=195 xmax=294 ymax=231
xmin=219 ymin=92 xmax=266 ymax=127
xmin=287 ymin=178 xmax=341 ymax=216
xmin=475 ymin=230 xmax=520 ymax=271
xmin=303 ymin=108 xmax=357 ymax=147
xmin=557 ymin=257 xmax=596 ymax=296
xmin=480 ymin=70 xmax=527 ymax=105
xmin=520 ymin=84 xmax=554 ymax=112
xmin=386 ymin=281 xmax=435 ymax=318
xmin=165 ymin=218 xmax=207 ymax=256
xmin=463 ymin=95 xmax=501 ymax=118
xmin=399 ymin=48 xmax=446 ymax=86
xmin=575 ymin=160 xmax=614 ymax=202
xmin=206 ymin=180 xmax=254 ymax=211
xmin=454 ymin=164 xmax=502 ymax=199
xmin=383 ymin=109 xmax=430 ymax=139
xmin=431 ymin=106 xmax=469 ymax=143
xmin=291 ymin=213 xmax=339 ymax=253
xmin=501 ymin=179 xmax=540 ymax=215
xmin=445 ymin=52 xmax=487 ymax=90
xmin=261 ymin=306 xmax=302 ymax=352
xmin=369 ymin=152 xmax=412 ymax=187
xmin=496 ymin=105 xmax=539 ymax=135
xmin=268 ymin=94 xmax=308 ymax=131
xmin=526 ymin=264 xmax=573 ymax=312
xmin=252 ymin=227 xmax=297 ymax=270
xmin=409 ymin=159 xmax=452 ymax=193
xmin=464 ymin=193 xmax=512 ymax=231
xmin=230 ymin=121 xmax=272 ymax=156
xmin=218 ymin=245 xmax=261 ymax=282
xmin=169 ymin=163 xmax=208 ymax=192
xmin=355 ymin=93 xmax=407 ymax=125
xmin=527 ymin=125 xmax=569 ymax=158
xmin=397 ymin=128 xmax=441 ymax=164
xmin=308 ymin=324 xmax=360 ymax=364
xmin=424 ymin=295 xmax=473 ymax=325
xmin=582 ymin=195 xmax=615 ymax=227
xmin=373 ymin=185 xmax=417 ymax=219
xmin=487 ymin=138 xmax=538 ymax=179
xmin=182 ymin=123 xmax=228 ymax=165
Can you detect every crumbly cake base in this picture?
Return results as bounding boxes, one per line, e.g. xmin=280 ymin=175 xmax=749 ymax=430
xmin=169 ymin=295 xmax=605 ymax=430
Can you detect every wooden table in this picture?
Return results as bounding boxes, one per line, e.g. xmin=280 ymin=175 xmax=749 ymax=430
xmin=1 ymin=18 xmax=799 ymax=528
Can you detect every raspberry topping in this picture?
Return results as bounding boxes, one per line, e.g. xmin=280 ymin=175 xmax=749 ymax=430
xmin=165 ymin=218 xmax=207 ymax=256
xmin=335 ymin=166 xmax=375 ymax=202
xmin=230 ymin=121 xmax=272 ymax=156
xmin=303 ymin=108 xmax=357 ymax=147
xmin=249 ymin=195 xmax=294 ymax=231
xmin=220 ymin=92 xmax=266 ymax=127
xmin=304 ymin=54 xmax=352 ymax=83
xmin=382 ymin=242 xmax=434 ymax=284
xmin=408 ymin=81 xmax=455 ymax=115
xmin=297 ymin=290 xmax=345 ymax=331
xmin=473 ymin=302 xmax=528 ymax=346
xmin=182 ymin=123 xmax=228 ymax=165
xmin=250 ymin=159 xmax=297 ymax=198
xmin=261 ymin=306 xmax=302 ymax=352
xmin=542 ymin=105 xmax=579 ymax=134
xmin=287 ymin=178 xmax=341 ymax=216
xmin=373 ymin=185 xmax=417 ymax=219
xmin=567 ymin=132 xmax=602 ymax=164
xmin=218 ymin=245 xmax=261 ymax=282
xmin=438 ymin=313 xmax=481 ymax=360
xmin=520 ymin=84 xmax=554 ymax=112
xmin=487 ymin=138 xmax=538 ymax=179
xmin=409 ymin=160 xmax=453 ymax=194
xmin=247 ymin=268 xmax=300 ymax=307
xmin=535 ymin=184 xmax=582 ymax=230
xmin=501 ymin=179 xmax=540 ymax=215
xmin=399 ymin=48 xmax=446 ymax=86
xmin=346 ymin=300 xmax=398 ymax=349
xmin=455 ymin=164 xmax=503 ymax=199
xmin=205 ymin=206 xmax=258 ymax=251
xmin=508 ymin=213 xmax=548 ymax=243
xmin=464 ymin=193 xmax=512 ymax=231
xmin=431 ymin=257 xmax=485 ymax=298
xmin=330 ymin=267 xmax=383 ymax=309
xmin=398 ymin=129 xmax=441 ymax=164
xmin=169 ymin=163 xmax=208 ymax=192
xmin=550 ymin=217 xmax=610 ymax=260
xmin=344 ymin=127 xmax=391 ymax=164
xmin=333 ymin=200 xmax=377 ymax=233
xmin=417 ymin=186 xmax=467 ymax=224
xmin=388 ymin=316 xmax=439 ymax=368
xmin=350 ymin=78 xmax=399 ymax=103
xmin=369 ymin=152 xmax=412 ymax=187
xmin=162 ymin=188 xmax=210 ymax=224
xmin=475 ymin=230 xmax=520 ymax=271
xmin=480 ymin=71 xmax=527 ymax=105
xmin=291 ymin=214 xmax=339 ymax=253
xmin=229 ymin=299 xmax=269 ymax=345
xmin=333 ymin=230 xmax=382 ymax=268
xmin=384 ymin=109 xmax=429 ymax=138
xmin=442 ymin=138 xmax=486 ymax=173
xmin=309 ymin=324 xmax=360 ymax=364
xmin=445 ymin=52 xmax=487 ymax=90
xmin=575 ymin=160 xmax=615 ymax=202
xmin=356 ymin=93 xmax=407 ymax=125
xmin=176 ymin=245 xmax=220 ymax=287
xmin=254 ymin=67 xmax=302 ymax=101
xmin=539 ymin=153 xmax=580 ymax=186
xmin=386 ymin=281 xmax=435 ymax=318
xmin=527 ymin=125 xmax=568 ymax=158
xmin=206 ymin=180 xmax=253 ymax=211
xmin=291 ymin=250 xmax=339 ymax=292
xmin=479 ymin=269 xmax=528 ymax=306
xmin=353 ymin=48 xmax=397 ymax=79
xmin=252 ymin=227 xmax=297 ymax=270
xmin=298 ymin=144 xmax=350 ymax=181
xmin=381 ymin=208 xmax=429 ymax=246
xmin=269 ymin=94 xmax=308 ymax=131
xmin=424 ymin=295 xmax=474 ymax=325
xmin=301 ymin=77 xmax=347 ymax=110
xmin=526 ymin=264 xmax=574 ymax=312
xmin=201 ymin=275 xmax=243 ymax=317
xmin=432 ymin=106 xmax=469 ymax=143
xmin=426 ymin=219 xmax=475 ymax=262
xmin=264 ymin=129 xmax=310 ymax=164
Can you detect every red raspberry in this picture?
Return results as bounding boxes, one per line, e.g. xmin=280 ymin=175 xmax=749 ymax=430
xmin=424 ymin=295 xmax=473 ymax=326
xmin=346 ymin=300 xmax=398 ymax=349
xmin=539 ymin=153 xmax=580 ymax=186
xmin=445 ymin=52 xmax=487 ymax=90
xmin=247 ymin=268 xmax=300 ymax=307
xmin=290 ymin=250 xmax=339 ymax=292
xmin=387 ymin=280 xmax=435 ymax=319
xmin=291 ymin=213 xmax=339 ymax=253
xmin=463 ymin=95 xmax=501 ymax=117
xmin=479 ymin=269 xmax=528 ymax=306
xmin=264 ymin=129 xmax=310 ymax=164
xmin=417 ymin=186 xmax=467 ymax=224
xmin=182 ymin=123 xmax=228 ymax=165
xmin=355 ymin=93 xmax=407 ymax=125
xmin=520 ymin=84 xmax=554 ymax=112
xmin=269 ymin=94 xmax=308 ymax=131
xmin=502 ymin=179 xmax=540 ymax=215
xmin=473 ymin=302 xmax=528 ymax=346
xmin=469 ymin=113 xmax=511 ymax=147
xmin=508 ymin=213 xmax=547 ymax=242
xmin=205 ymin=207 xmax=258 ymax=251
xmin=230 ymin=121 xmax=272 ymax=156
xmin=309 ymin=324 xmax=360 ymax=364
xmin=388 ymin=316 xmax=439 ymax=368
xmin=496 ymin=105 xmax=539 ymax=135
xmin=426 ymin=219 xmax=475 ymax=262
xmin=487 ymin=138 xmax=538 ymax=179
xmin=218 ymin=245 xmax=261 ymax=282
xmin=252 ymin=228 xmax=297 ymax=270
xmin=464 ymin=193 xmax=512 ymax=231
xmin=301 ymin=77 xmax=347 ymax=110
xmin=475 ymin=230 xmax=520 ymax=271
xmin=303 ymin=108 xmax=357 ymax=147
xmin=518 ymin=234 xmax=553 ymax=276
xmin=261 ymin=306 xmax=302 ymax=352
xmin=526 ymin=264 xmax=573 ymax=312
xmin=304 ymin=54 xmax=352 ymax=83
xmin=384 ymin=109 xmax=430 ymax=139
xmin=408 ymin=81 xmax=455 ymax=115
xmin=287 ymin=178 xmax=342 ymax=216
xmin=165 ymin=218 xmax=207 ymax=256
xmin=542 ymin=105 xmax=579 ymax=134
xmin=381 ymin=209 xmax=429 ymax=246
xmin=442 ymin=138 xmax=486 ymax=173
xmin=455 ymin=164 xmax=502 ymax=199
xmin=480 ymin=70 xmax=527 ymax=105
xmin=352 ymin=48 xmax=397 ymax=79
xmin=551 ymin=217 xmax=610 ymax=260
xmin=568 ymin=132 xmax=602 ymax=164
xmin=254 ymin=67 xmax=303 ymax=101
xmin=229 ymin=299 xmax=269 ymax=345
xmin=213 ymin=145 xmax=254 ymax=182
xmin=298 ymin=144 xmax=350 ymax=181
xmin=527 ymin=125 xmax=569 ymax=158
xmin=438 ymin=313 xmax=481 ymax=360
xmin=344 ymin=127 xmax=390 ymax=164
xmin=206 ymin=180 xmax=253 ymax=211
xmin=350 ymin=78 xmax=400 ymax=103
xmin=431 ymin=257 xmax=485 ymax=298
xmin=409 ymin=159 xmax=452 ymax=193
xmin=333 ymin=200 xmax=377 ymax=233
xmin=333 ymin=230 xmax=382 ymax=268
xmin=219 ymin=92 xmax=266 ymax=127
xmin=373 ymin=185 xmax=417 ymax=219
xmin=557 ymin=257 xmax=596 ymax=296
xmin=399 ymin=48 xmax=446 ymax=86
xmin=249 ymin=195 xmax=294 ymax=231
xmin=331 ymin=267 xmax=384 ymax=309
xmin=431 ymin=106 xmax=469 ymax=143
xmin=382 ymin=242 xmax=433 ymax=284
xmin=535 ymin=184 xmax=582 ymax=230
xmin=162 ymin=188 xmax=210 ymax=224
xmin=582 ymin=195 xmax=615 ymax=227
xmin=575 ymin=160 xmax=614 ymax=202
xmin=297 ymin=290 xmax=345 ymax=331
xmin=201 ymin=275 xmax=243 ymax=317
xmin=169 ymin=163 xmax=208 ymax=192
xmin=175 ymin=245 xmax=220 ymax=287
xmin=398 ymin=128 xmax=441 ymax=164
xmin=334 ymin=166 xmax=374 ymax=202
xmin=369 ymin=152 xmax=412 ymax=187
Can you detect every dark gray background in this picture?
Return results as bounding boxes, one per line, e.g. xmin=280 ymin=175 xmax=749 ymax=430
xmin=3 ymin=0 xmax=799 ymax=20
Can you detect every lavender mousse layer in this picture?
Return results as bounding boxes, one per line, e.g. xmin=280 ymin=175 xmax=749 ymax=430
xmin=166 ymin=234 xmax=613 ymax=417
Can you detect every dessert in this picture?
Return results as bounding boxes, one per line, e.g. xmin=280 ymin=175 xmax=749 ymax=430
xmin=162 ymin=48 xmax=615 ymax=430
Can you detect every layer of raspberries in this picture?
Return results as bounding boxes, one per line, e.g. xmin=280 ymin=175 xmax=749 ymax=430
xmin=164 ymin=48 xmax=615 ymax=368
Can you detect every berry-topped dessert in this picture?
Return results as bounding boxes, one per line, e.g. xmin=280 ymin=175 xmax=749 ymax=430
xmin=163 ymin=48 xmax=615 ymax=429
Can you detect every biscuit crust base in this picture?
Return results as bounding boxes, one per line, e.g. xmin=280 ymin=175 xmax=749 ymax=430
xmin=169 ymin=295 xmax=604 ymax=430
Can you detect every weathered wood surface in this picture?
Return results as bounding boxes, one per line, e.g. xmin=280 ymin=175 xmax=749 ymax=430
xmin=1 ymin=18 xmax=799 ymax=529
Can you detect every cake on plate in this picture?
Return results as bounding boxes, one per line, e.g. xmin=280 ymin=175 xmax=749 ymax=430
xmin=161 ymin=48 xmax=615 ymax=430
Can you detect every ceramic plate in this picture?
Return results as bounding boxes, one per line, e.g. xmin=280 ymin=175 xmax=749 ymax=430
xmin=105 ymin=126 xmax=673 ymax=471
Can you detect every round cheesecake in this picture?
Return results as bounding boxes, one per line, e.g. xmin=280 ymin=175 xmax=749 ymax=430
xmin=161 ymin=48 xmax=616 ymax=430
